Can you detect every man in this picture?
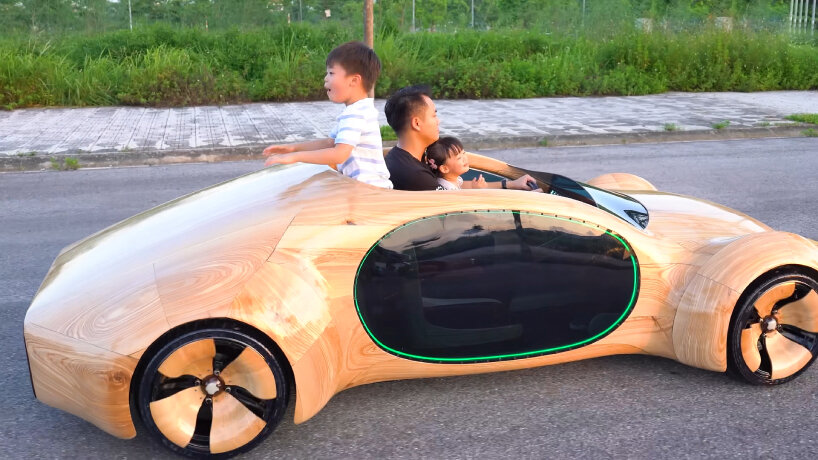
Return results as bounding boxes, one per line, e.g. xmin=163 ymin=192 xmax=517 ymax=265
xmin=384 ymin=85 xmax=536 ymax=191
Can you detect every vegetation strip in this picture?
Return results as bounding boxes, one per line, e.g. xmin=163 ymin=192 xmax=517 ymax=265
xmin=1 ymin=21 xmax=816 ymax=110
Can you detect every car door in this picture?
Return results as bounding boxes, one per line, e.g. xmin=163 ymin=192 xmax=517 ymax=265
xmin=354 ymin=207 xmax=639 ymax=363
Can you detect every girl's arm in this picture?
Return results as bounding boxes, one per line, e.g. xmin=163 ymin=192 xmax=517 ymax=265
xmin=462 ymin=174 xmax=539 ymax=190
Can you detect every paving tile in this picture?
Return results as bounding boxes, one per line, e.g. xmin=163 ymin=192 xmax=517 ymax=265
xmin=1 ymin=91 xmax=815 ymax=156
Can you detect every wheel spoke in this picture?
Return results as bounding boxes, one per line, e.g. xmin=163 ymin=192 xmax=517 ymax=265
xmin=780 ymin=324 xmax=818 ymax=350
xmin=754 ymin=282 xmax=796 ymax=318
xmin=149 ymin=386 xmax=206 ymax=449
xmin=777 ymin=289 xmax=818 ymax=333
xmin=210 ymin=392 xmax=267 ymax=454
xmin=764 ymin=331 xmax=814 ymax=380
xmin=155 ymin=375 xmax=200 ymax=400
xmin=741 ymin=323 xmax=763 ymax=372
xmin=221 ymin=347 xmax=277 ymax=400
xmin=159 ymin=339 xmax=216 ymax=379
xmin=213 ymin=338 xmax=245 ymax=373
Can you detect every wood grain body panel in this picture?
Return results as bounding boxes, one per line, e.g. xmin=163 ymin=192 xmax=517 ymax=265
xmin=695 ymin=232 xmax=818 ymax=290
xmin=279 ymin=249 xmax=686 ymax=423
xmin=24 ymin=323 xmax=137 ymax=439
xmin=227 ymin=256 xmax=333 ymax=365
xmin=291 ymin=304 xmax=656 ymax=423
xmin=25 ymin=264 xmax=170 ymax=356
xmin=290 ymin=185 xmax=689 ymax=267
xmin=154 ymin=218 xmax=290 ymax=327
xmin=25 ymin=165 xmax=328 ymax=355
xmin=585 ymin=173 xmax=657 ymax=191
xmin=672 ymin=274 xmax=739 ymax=371
xmin=672 ymin=232 xmax=818 ymax=371
xmin=631 ymin=192 xmax=771 ymax=253
xmin=291 ymin=188 xmax=612 ymax=228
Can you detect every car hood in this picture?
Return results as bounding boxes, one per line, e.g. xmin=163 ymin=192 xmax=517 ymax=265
xmin=32 ymin=164 xmax=336 ymax=304
xmin=627 ymin=191 xmax=772 ymax=251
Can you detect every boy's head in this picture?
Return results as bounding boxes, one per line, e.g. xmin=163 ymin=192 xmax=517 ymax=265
xmin=384 ymin=85 xmax=439 ymax=146
xmin=325 ymin=41 xmax=381 ymax=103
xmin=425 ymin=136 xmax=467 ymax=177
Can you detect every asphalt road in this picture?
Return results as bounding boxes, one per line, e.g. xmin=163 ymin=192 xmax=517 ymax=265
xmin=1 ymin=137 xmax=817 ymax=459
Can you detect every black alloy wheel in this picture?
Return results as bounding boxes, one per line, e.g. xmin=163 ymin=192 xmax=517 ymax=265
xmin=136 ymin=326 xmax=289 ymax=458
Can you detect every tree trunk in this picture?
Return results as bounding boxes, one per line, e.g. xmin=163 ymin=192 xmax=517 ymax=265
xmin=363 ymin=0 xmax=375 ymax=97
xmin=363 ymin=0 xmax=374 ymax=48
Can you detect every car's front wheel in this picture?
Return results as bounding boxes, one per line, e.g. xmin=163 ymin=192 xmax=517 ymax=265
xmin=136 ymin=325 xmax=289 ymax=458
xmin=728 ymin=271 xmax=818 ymax=385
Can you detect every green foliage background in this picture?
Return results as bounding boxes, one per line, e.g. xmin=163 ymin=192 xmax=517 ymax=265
xmin=0 ymin=1 xmax=815 ymax=109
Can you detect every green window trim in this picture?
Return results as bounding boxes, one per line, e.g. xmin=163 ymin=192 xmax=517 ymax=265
xmin=353 ymin=210 xmax=640 ymax=364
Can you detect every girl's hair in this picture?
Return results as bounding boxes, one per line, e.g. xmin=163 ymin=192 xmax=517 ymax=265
xmin=424 ymin=136 xmax=464 ymax=177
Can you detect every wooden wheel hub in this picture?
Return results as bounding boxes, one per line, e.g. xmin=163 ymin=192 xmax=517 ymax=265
xmin=761 ymin=316 xmax=779 ymax=334
xmin=202 ymin=374 xmax=225 ymax=396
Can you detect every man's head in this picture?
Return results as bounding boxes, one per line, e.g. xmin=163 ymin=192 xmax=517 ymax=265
xmin=384 ymin=85 xmax=440 ymax=147
xmin=325 ymin=42 xmax=381 ymax=104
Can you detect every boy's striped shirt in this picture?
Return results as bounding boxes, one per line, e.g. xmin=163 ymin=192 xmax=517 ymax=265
xmin=330 ymin=98 xmax=393 ymax=188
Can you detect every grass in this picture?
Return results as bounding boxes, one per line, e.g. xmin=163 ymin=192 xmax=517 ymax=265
xmin=786 ymin=114 xmax=818 ymax=124
xmin=663 ymin=123 xmax=679 ymax=132
xmin=1 ymin=23 xmax=817 ymax=109
xmin=50 ymin=157 xmax=81 ymax=170
xmin=712 ymin=120 xmax=731 ymax=130
xmin=803 ymin=128 xmax=818 ymax=137
xmin=380 ymin=125 xmax=397 ymax=141
xmin=64 ymin=157 xmax=80 ymax=170
xmin=538 ymin=138 xmax=549 ymax=147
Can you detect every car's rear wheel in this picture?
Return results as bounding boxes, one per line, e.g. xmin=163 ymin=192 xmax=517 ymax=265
xmin=728 ymin=271 xmax=818 ymax=385
xmin=136 ymin=326 xmax=289 ymax=458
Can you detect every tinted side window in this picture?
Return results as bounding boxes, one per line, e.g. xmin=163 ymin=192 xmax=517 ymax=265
xmin=355 ymin=211 xmax=639 ymax=363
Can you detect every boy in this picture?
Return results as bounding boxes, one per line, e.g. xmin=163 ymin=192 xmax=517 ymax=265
xmin=263 ymin=41 xmax=393 ymax=189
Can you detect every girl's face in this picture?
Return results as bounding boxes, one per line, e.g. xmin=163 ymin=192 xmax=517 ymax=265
xmin=441 ymin=148 xmax=469 ymax=177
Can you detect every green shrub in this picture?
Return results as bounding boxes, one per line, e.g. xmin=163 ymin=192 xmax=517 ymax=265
xmin=116 ymin=46 xmax=246 ymax=106
xmin=1 ymin=23 xmax=817 ymax=109
xmin=786 ymin=114 xmax=818 ymax=124
xmin=380 ymin=125 xmax=397 ymax=141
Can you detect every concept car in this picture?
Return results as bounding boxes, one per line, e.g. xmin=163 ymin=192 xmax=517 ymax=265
xmin=24 ymin=152 xmax=818 ymax=457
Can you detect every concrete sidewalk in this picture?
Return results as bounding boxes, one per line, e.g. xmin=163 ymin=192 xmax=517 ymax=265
xmin=1 ymin=90 xmax=816 ymax=171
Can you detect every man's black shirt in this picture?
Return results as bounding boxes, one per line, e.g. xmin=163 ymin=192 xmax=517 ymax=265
xmin=385 ymin=146 xmax=442 ymax=191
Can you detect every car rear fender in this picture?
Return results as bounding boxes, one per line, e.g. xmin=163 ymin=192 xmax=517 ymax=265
xmin=673 ymin=231 xmax=818 ymax=372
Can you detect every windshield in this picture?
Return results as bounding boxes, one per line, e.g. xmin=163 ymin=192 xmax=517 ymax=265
xmin=463 ymin=168 xmax=650 ymax=229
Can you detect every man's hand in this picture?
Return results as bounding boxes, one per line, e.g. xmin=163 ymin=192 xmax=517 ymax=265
xmin=264 ymin=153 xmax=296 ymax=167
xmin=508 ymin=174 xmax=540 ymax=191
xmin=263 ymin=144 xmax=295 ymax=156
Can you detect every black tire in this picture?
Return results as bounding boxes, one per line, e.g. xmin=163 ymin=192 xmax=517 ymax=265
xmin=727 ymin=271 xmax=818 ymax=385
xmin=136 ymin=325 xmax=289 ymax=458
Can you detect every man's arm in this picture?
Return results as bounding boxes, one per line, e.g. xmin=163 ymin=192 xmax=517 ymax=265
xmin=264 ymin=143 xmax=353 ymax=167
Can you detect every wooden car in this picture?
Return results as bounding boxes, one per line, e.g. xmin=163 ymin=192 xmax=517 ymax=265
xmin=24 ymin=152 xmax=818 ymax=457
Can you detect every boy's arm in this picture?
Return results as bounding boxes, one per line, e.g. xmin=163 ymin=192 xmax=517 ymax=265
xmin=263 ymin=138 xmax=334 ymax=155
xmin=264 ymin=143 xmax=353 ymax=167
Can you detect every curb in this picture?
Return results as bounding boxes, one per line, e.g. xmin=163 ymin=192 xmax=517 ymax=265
xmin=1 ymin=125 xmax=811 ymax=172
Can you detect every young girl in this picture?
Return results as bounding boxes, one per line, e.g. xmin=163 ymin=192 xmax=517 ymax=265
xmin=424 ymin=136 xmax=487 ymax=190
